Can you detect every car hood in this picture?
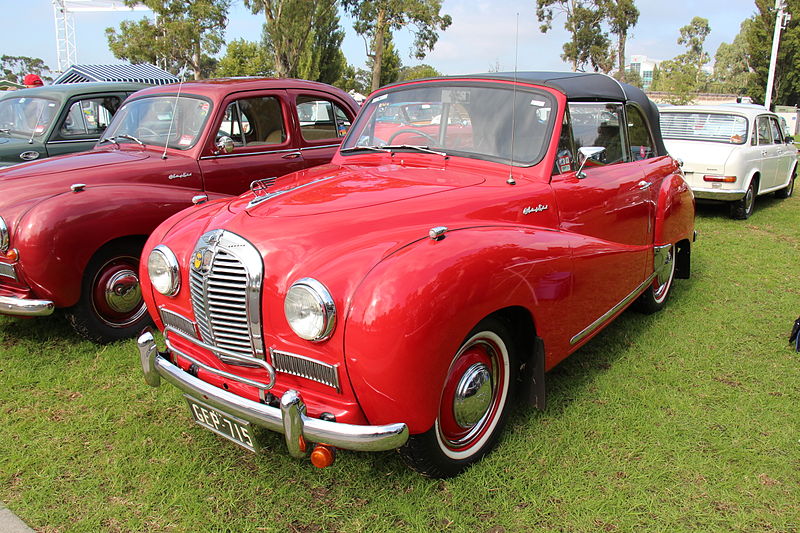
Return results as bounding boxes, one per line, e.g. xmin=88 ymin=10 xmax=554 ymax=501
xmin=663 ymin=139 xmax=737 ymax=174
xmin=0 ymin=147 xmax=148 ymax=182
xmin=0 ymin=136 xmax=44 ymax=167
xmin=230 ymin=162 xmax=485 ymax=218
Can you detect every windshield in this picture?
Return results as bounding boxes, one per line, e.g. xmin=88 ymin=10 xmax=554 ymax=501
xmin=342 ymin=83 xmax=556 ymax=165
xmin=0 ymin=96 xmax=58 ymax=137
xmin=102 ymin=95 xmax=211 ymax=150
xmin=660 ymin=112 xmax=748 ymax=144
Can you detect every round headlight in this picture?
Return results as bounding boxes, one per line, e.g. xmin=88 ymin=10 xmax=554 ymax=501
xmin=0 ymin=217 xmax=9 ymax=253
xmin=284 ymin=278 xmax=336 ymax=342
xmin=147 ymin=245 xmax=180 ymax=296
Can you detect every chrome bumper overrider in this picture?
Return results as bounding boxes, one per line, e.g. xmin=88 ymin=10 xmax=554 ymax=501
xmin=0 ymin=295 xmax=55 ymax=317
xmin=137 ymin=329 xmax=409 ymax=456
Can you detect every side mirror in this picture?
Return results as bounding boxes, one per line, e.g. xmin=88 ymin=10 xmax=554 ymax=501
xmin=785 ymin=135 xmax=794 ymax=144
xmin=215 ymin=135 xmax=234 ymax=155
xmin=576 ymin=146 xmax=606 ymax=179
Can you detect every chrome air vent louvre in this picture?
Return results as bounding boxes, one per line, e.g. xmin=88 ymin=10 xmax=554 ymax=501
xmin=0 ymin=262 xmax=16 ymax=281
xmin=271 ymin=349 xmax=340 ymax=390
xmin=159 ymin=308 xmax=196 ymax=339
xmin=189 ymin=230 xmax=264 ymax=365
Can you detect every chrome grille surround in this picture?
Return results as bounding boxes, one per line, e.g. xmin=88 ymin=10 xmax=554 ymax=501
xmin=271 ymin=348 xmax=340 ymax=391
xmin=0 ymin=262 xmax=16 ymax=281
xmin=159 ymin=307 xmax=197 ymax=339
xmin=189 ymin=230 xmax=264 ymax=365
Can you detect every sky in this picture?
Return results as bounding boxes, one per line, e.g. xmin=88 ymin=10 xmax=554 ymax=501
xmin=0 ymin=0 xmax=760 ymax=76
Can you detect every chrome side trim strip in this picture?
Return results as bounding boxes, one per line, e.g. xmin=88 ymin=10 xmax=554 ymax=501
xmin=570 ymin=271 xmax=657 ymax=346
xmin=199 ymin=147 xmax=300 ymax=160
xmin=0 ymin=295 xmax=54 ymax=317
xmin=46 ymin=139 xmax=99 ymax=145
xmin=138 ymin=329 xmax=409 ymax=453
xmin=300 ymin=144 xmax=340 ymax=151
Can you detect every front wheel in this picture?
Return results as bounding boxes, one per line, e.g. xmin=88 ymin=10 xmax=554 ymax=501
xmin=66 ymin=242 xmax=152 ymax=343
xmin=399 ymin=317 xmax=516 ymax=478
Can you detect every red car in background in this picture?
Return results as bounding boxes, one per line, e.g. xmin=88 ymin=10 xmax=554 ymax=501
xmin=0 ymin=78 xmax=358 ymax=342
xmin=138 ymin=72 xmax=695 ymax=477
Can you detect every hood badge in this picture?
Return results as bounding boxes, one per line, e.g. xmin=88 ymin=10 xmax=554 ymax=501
xmin=191 ymin=248 xmax=214 ymax=275
xmin=70 ymin=183 xmax=86 ymax=192
xmin=523 ymin=204 xmax=548 ymax=215
xmin=20 ymin=151 xmax=40 ymax=161
xmin=168 ymin=172 xmax=192 ymax=180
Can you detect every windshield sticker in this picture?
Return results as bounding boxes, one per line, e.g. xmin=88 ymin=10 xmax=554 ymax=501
xmin=200 ymin=102 xmax=209 ymax=116
xmin=442 ymin=89 xmax=470 ymax=104
xmin=178 ymin=135 xmax=193 ymax=146
xmin=530 ymin=99 xmax=546 ymax=107
xmin=373 ymin=94 xmax=388 ymax=102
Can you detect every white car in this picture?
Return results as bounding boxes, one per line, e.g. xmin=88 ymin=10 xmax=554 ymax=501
xmin=660 ymin=104 xmax=797 ymax=219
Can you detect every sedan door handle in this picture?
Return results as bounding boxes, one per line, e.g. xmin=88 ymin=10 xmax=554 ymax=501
xmin=761 ymin=150 xmax=768 ymax=156
xmin=637 ymin=180 xmax=651 ymax=190
xmin=281 ymin=151 xmax=302 ymax=159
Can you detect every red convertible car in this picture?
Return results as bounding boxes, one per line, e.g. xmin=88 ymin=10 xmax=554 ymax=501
xmin=0 ymin=78 xmax=357 ymax=342
xmin=138 ymin=72 xmax=695 ymax=477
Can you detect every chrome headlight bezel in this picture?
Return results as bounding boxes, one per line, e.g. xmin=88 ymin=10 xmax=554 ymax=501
xmin=147 ymin=245 xmax=180 ymax=296
xmin=0 ymin=216 xmax=9 ymax=253
xmin=284 ymin=277 xmax=336 ymax=342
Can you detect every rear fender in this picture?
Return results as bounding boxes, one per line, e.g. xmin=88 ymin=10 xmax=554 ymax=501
xmin=16 ymin=184 xmax=201 ymax=307
xmin=344 ymin=226 xmax=573 ymax=434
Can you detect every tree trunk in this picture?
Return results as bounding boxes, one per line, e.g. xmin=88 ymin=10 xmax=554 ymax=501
xmin=617 ymin=32 xmax=626 ymax=81
xmin=370 ymin=8 xmax=386 ymax=92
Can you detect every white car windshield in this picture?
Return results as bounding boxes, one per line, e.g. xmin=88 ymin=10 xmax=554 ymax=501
xmin=341 ymin=84 xmax=556 ymax=165
xmin=0 ymin=97 xmax=58 ymax=137
xmin=102 ymin=95 xmax=212 ymax=150
xmin=660 ymin=112 xmax=748 ymax=145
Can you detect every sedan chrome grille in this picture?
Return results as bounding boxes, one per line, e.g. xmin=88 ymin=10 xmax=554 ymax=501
xmin=272 ymin=349 xmax=340 ymax=390
xmin=189 ymin=230 xmax=264 ymax=365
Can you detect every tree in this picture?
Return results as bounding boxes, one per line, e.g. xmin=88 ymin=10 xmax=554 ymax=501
xmin=536 ymin=0 xmax=611 ymax=72
xmin=297 ymin=1 xmax=346 ymax=84
xmin=602 ymin=0 xmax=638 ymax=80
xmin=398 ymin=64 xmax=441 ymax=81
xmin=614 ymin=66 xmax=642 ymax=88
xmin=678 ymin=16 xmax=711 ymax=81
xmin=106 ymin=0 xmax=230 ymax=80
xmin=244 ymin=0 xmax=338 ymax=79
xmin=0 ymin=56 xmax=52 ymax=83
xmin=335 ymin=64 xmax=371 ymax=94
xmin=214 ymin=38 xmax=273 ymax=77
xmin=650 ymin=17 xmax=711 ymax=104
xmin=710 ymin=20 xmax=753 ymax=95
xmin=366 ymin=31 xmax=402 ymax=87
xmin=744 ymin=0 xmax=800 ymax=106
xmin=342 ymin=0 xmax=452 ymax=92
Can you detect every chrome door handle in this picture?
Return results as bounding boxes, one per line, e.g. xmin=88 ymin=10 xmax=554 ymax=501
xmin=761 ymin=150 xmax=768 ymax=156
xmin=637 ymin=180 xmax=651 ymax=190
xmin=281 ymin=151 xmax=302 ymax=159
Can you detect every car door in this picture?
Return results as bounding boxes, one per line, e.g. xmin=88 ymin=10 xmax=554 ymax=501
xmin=768 ymin=115 xmax=795 ymax=189
xmin=198 ymin=90 xmax=305 ymax=197
xmin=289 ymin=90 xmax=355 ymax=169
xmin=755 ymin=115 xmax=780 ymax=190
xmin=45 ymin=93 xmax=125 ymax=157
xmin=550 ymin=101 xmax=651 ymax=340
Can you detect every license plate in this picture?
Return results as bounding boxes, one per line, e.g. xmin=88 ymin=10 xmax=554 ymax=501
xmin=185 ymin=396 xmax=260 ymax=452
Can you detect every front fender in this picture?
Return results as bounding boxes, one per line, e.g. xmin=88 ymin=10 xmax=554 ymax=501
xmin=343 ymin=226 xmax=573 ymax=434
xmin=16 ymin=184 xmax=202 ymax=307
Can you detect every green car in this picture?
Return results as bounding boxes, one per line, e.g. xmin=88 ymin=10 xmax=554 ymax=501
xmin=0 ymin=82 xmax=148 ymax=168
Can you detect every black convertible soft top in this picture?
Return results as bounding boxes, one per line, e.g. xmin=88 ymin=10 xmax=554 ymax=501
xmin=384 ymin=71 xmax=667 ymax=157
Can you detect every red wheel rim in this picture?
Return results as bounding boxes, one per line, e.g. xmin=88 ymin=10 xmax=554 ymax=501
xmin=90 ymin=255 xmax=147 ymax=328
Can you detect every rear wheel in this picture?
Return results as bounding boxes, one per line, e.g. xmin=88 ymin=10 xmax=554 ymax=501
xmin=775 ymin=169 xmax=795 ymax=199
xmin=730 ymin=178 xmax=757 ymax=219
xmin=635 ymin=244 xmax=675 ymax=314
xmin=399 ymin=317 xmax=516 ymax=478
xmin=66 ymin=241 xmax=151 ymax=343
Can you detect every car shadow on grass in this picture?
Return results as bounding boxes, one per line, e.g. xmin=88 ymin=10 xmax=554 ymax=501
xmin=0 ymin=311 xmax=81 ymax=348
xmin=695 ymin=193 xmax=790 ymax=220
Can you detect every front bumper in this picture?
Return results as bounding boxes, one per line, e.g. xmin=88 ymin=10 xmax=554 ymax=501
xmin=0 ymin=295 xmax=55 ymax=317
xmin=137 ymin=329 xmax=409 ymax=456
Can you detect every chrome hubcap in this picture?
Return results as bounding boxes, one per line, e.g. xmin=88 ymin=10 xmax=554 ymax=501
xmin=453 ymin=363 xmax=493 ymax=428
xmin=104 ymin=269 xmax=141 ymax=313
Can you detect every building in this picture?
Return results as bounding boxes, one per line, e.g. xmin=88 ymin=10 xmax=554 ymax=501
xmin=53 ymin=63 xmax=178 ymax=85
xmin=627 ymin=55 xmax=662 ymax=90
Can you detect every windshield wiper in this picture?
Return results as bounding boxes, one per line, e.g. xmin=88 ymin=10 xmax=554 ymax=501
xmin=340 ymin=145 xmax=390 ymax=154
xmin=0 ymin=128 xmax=9 ymax=134
xmin=380 ymin=144 xmax=447 ymax=157
xmin=116 ymin=134 xmax=144 ymax=147
xmin=98 ymin=136 xmax=119 ymax=147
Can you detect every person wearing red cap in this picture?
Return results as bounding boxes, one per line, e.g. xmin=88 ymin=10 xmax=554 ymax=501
xmin=23 ymin=74 xmax=43 ymax=88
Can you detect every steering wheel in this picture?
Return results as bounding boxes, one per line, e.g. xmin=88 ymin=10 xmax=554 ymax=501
xmin=386 ymin=129 xmax=437 ymax=145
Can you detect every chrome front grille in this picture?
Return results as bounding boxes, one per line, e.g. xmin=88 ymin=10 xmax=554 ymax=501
xmin=272 ymin=349 xmax=340 ymax=390
xmin=189 ymin=230 xmax=264 ymax=365
xmin=159 ymin=308 xmax=196 ymax=339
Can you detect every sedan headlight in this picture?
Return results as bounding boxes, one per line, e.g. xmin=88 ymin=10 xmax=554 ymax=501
xmin=284 ymin=278 xmax=336 ymax=342
xmin=0 ymin=216 xmax=9 ymax=253
xmin=147 ymin=245 xmax=180 ymax=296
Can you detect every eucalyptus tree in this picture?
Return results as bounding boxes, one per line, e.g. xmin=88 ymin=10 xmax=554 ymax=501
xmin=536 ymin=0 xmax=611 ymax=72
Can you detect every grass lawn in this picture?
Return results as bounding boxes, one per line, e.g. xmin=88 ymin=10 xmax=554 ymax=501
xmin=1 ymin=193 xmax=798 ymax=532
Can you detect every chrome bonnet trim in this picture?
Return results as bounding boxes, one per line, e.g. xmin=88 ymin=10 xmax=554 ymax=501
xmin=138 ymin=329 xmax=409 ymax=454
xmin=570 ymin=271 xmax=658 ymax=346
xmin=0 ymin=295 xmax=55 ymax=317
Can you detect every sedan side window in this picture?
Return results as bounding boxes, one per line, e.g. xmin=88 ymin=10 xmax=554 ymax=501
xmin=296 ymin=96 xmax=351 ymax=140
xmin=218 ymin=97 xmax=285 ymax=148
xmin=757 ymin=116 xmax=772 ymax=145
xmin=568 ymin=102 xmax=626 ymax=165
xmin=625 ymin=104 xmax=655 ymax=160
xmin=59 ymin=96 xmax=121 ymax=138
xmin=769 ymin=117 xmax=783 ymax=144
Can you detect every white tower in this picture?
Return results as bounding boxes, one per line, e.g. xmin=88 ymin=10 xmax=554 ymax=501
xmin=51 ymin=0 xmax=149 ymax=73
